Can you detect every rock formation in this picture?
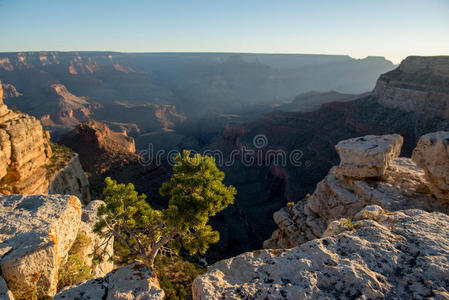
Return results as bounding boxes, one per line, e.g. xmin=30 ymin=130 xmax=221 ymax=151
xmin=412 ymin=131 xmax=449 ymax=202
xmin=374 ymin=56 xmax=449 ymax=119
xmin=334 ymin=134 xmax=403 ymax=178
xmin=194 ymin=208 xmax=449 ymax=299
xmin=60 ymin=120 xmax=136 ymax=166
xmin=59 ymin=120 xmax=170 ymax=203
xmin=0 ymin=194 xmax=82 ymax=299
xmin=0 ymin=81 xmax=90 ymax=201
xmin=0 ymin=194 xmax=113 ymax=299
xmin=78 ymin=200 xmax=114 ymax=277
xmin=48 ymin=154 xmax=91 ymax=203
xmin=194 ymin=132 xmax=449 ymax=299
xmin=54 ymin=262 xmax=164 ymax=300
xmin=1 ymin=83 xmax=22 ymax=99
xmin=264 ymin=133 xmax=449 ymax=249
xmin=0 ymin=80 xmax=52 ymax=194
xmin=38 ymin=83 xmax=102 ymax=130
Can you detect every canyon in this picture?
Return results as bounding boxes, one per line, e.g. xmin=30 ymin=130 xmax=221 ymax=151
xmin=0 ymin=52 xmax=394 ymax=137
xmin=1 ymin=55 xmax=446 ymax=262
xmin=196 ymin=56 xmax=449 ymax=260
xmin=0 ymin=54 xmax=448 ymax=299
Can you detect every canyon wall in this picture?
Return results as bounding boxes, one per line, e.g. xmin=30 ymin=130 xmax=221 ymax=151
xmin=0 ymin=195 xmax=115 ymax=299
xmin=374 ymin=56 xmax=449 ymax=119
xmin=0 ymin=80 xmax=90 ymax=202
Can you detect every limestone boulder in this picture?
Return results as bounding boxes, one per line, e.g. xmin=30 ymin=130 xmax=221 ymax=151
xmin=0 ymin=194 xmax=82 ymax=299
xmin=195 ymin=209 xmax=449 ymax=299
xmin=335 ymin=134 xmax=403 ymax=178
xmin=412 ymin=131 xmax=449 ymax=201
xmin=78 ymin=200 xmax=114 ymax=277
xmin=55 ymin=262 xmax=164 ymax=300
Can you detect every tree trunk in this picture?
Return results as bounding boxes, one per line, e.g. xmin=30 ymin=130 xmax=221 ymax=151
xmin=146 ymin=231 xmax=177 ymax=269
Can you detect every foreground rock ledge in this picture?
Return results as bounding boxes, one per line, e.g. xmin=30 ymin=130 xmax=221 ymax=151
xmin=0 ymin=194 xmax=82 ymax=299
xmin=194 ymin=209 xmax=449 ymax=299
xmin=55 ymin=262 xmax=164 ymax=300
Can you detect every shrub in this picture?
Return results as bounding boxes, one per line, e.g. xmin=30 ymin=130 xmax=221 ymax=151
xmin=57 ymin=232 xmax=93 ymax=291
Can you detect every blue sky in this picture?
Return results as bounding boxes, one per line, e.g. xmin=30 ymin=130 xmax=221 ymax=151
xmin=0 ymin=0 xmax=448 ymax=63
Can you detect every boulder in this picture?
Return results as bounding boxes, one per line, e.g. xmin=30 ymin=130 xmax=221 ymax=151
xmin=412 ymin=131 xmax=449 ymax=201
xmin=0 ymin=194 xmax=82 ymax=299
xmin=335 ymin=134 xmax=403 ymax=178
xmin=55 ymin=262 xmax=164 ymax=300
xmin=78 ymin=200 xmax=114 ymax=277
xmin=195 ymin=209 xmax=449 ymax=299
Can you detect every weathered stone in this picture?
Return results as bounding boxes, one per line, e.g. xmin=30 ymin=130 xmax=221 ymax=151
xmin=0 ymin=81 xmax=90 ymax=198
xmin=335 ymin=134 xmax=403 ymax=178
xmin=48 ymin=154 xmax=91 ymax=203
xmin=412 ymin=131 xmax=449 ymax=201
xmin=374 ymin=56 xmax=449 ymax=120
xmin=78 ymin=200 xmax=113 ymax=277
xmin=0 ymin=194 xmax=82 ymax=299
xmin=195 ymin=209 xmax=449 ymax=299
xmin=265 ymin=156 xmax=449 ymax=249
xmin=55 ymin=263 xmax=164 ymax=300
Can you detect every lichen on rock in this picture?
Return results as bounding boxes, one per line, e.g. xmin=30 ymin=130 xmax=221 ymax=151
xmin=0 ymin=194 xmax=82 ymax=299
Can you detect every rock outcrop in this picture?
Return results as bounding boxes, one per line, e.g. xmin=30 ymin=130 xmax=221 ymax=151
xmin=59 ymin=120 xmax=170 ymax=203
xmin=1 ymin=83 xmax=22 ymax=99
xmin=0 ymin=195 xmax=113 ymax=299
xmin=60 ymin=120 xmax=136 ymax=165
xmin=264 ymin=133 xmax=449 ymax=249
xmin=0 ymin=194 xmax=82 ymax=299
xmin=48 ymin=154 xmax=91 ymax=203
xmin=334 ymin=134 xmax=403 ymax=178
xmin=0 ymin=81 xmax=90 ymax=200
xmin=194 ymin=208 xmax=449 ymax=299
xmin=78 ymin=200 xmax=114 ymax=277
xmin=374 ymin=56 xmax=449 ymax=120
xmin=55 ymin=262 xmax=164 ymax=300
xmin=194 ymin=132 xmax=449 ymax=299
xmin=0 ymin=81 xmax=52 ymax=194
xmin=412 ymin=131 xmax=449 ymax=201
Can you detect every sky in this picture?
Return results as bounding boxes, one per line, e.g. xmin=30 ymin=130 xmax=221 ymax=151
xmin=0 ymin=0 xmax=448 ymax=64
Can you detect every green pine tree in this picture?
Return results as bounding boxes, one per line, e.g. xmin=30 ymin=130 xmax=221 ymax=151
xmin=94 ymin=150 xmax=236 ymax=272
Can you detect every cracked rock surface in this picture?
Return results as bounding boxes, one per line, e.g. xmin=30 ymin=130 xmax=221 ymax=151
xmin=194 ymin=209 xmax=449 ymax=300
xmin=55 ymin=262 xmax=164 ymax=300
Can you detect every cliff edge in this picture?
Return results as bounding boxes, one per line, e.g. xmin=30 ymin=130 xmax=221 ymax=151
xmin=374 ymin=56 xmax=449 ymax=119
xmin=0 ymin=80 xmax=90 ymax=202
